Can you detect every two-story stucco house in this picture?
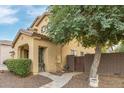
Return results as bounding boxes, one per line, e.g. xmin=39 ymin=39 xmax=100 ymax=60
xmin=12 ymin=12 xmax=95 ymax=75
xmin=0 ymin=40 xmax=12 ymax=65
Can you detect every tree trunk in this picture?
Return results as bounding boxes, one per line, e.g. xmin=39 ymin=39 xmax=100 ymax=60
xmin=89 ymin=44 xmax=101 ymax=87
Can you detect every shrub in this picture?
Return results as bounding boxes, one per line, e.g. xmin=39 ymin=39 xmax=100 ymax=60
xmin=5 ymin=59 xmax=32 ymax=77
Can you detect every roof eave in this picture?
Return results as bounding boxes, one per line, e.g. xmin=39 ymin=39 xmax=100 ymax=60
xmin=30 ymin=12 xmax=50 ymax=28
xmin=12 ymin=30 xmax=50 ymax=48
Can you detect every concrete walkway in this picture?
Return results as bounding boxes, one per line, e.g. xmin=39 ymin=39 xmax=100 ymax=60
xmin=0 ymin=65 xmax=8 ymax=71
xmin=39 ymin=72 xmax=81 ymax=88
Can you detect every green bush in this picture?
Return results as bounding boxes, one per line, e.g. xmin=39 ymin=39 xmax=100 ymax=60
xmin=5 ymin=59 xmax=32 ymax=77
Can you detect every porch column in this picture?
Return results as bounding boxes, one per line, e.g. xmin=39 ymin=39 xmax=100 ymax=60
xmin=17 ymin=47 xmax=21 ymax=58
xmin=29 ymin=39 xmax=39 ymax=75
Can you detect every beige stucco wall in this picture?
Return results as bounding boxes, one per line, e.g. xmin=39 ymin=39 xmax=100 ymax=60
xmin=32 ymin=16 xmax=48 ymax=36
xmin=61 ymin=39 xmax=95 ymax=68
xmin=0 ymin=44 xmax=12 ymax=64
xmin=32 ymin=38 xmax=62 ymax=73
xmin=13 ymin=34 xmax=33 ymax=59
xmin=13 ymin=33 xmax=62 ymax=74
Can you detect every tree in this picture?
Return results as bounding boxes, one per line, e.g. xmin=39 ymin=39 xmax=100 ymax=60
xmin=48 ymin=5 xmax=124 ymax=87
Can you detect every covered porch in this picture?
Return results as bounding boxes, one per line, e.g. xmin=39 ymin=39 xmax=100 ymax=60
xmin=17 ymin=43 xmax=47 ymax=74
xmin=12 ymin=30 xmax=62 ymax=75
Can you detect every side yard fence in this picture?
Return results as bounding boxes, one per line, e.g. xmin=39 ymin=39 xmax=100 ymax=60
xmin=67 ymin=53 xmax=124 ymax=75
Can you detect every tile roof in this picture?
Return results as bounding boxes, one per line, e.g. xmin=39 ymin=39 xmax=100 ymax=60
xmin=30 ymin=12 xmax=50 ymax=28
xmin=12 ymin=29 xmax=50 ymax=48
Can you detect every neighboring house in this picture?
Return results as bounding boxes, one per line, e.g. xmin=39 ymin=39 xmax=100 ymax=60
xmin=12 ymin=12 xmax=95 ymax=75
xmin=0 ymin=40 xmax=12 ymax=65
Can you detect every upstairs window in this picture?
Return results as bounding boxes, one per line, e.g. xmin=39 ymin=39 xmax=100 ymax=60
xmin=41 ymin=25 xmax=48 ymax=32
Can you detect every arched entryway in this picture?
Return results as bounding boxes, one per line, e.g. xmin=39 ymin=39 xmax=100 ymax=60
xmin=18 ymin=44 xmax=29 ymax=58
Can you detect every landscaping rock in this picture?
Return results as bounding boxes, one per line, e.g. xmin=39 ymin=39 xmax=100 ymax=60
xmin=0 ymin=71 xmax=52 ymax=88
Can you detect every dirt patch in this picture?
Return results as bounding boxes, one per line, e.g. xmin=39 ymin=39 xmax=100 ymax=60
xmin=0 ymin=71 xmax=52 ymax=88
xmin=63 ymin=73 xmax=124 ymax=88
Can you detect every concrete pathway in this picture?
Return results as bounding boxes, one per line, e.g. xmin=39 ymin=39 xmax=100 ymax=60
xmin=0 ymin=64 xmax=8 ymax=71
xmin=39 ymin=72 xmax=81 ymax=88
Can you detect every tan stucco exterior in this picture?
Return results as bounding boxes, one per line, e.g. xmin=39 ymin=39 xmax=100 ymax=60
xmin=31 ymin=13 xmax=49 ymax=36
xmin=13 ymin=32 xmax=62 ymax=74
xmin=61 ymin=39 xmax=95 ymax=68
xmin=13 ymin=12 xmax=95 ymax=75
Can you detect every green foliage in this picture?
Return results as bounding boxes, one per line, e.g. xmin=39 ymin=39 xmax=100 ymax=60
xmin=5 ymin=59 xmax=32 ymax=77
xmin=101 ymin=47 xmax=107 ymax=53
xmin=48 ymin=6 xmax=124 ymax=48
xmin=114 ymin=42 xmax=124 ymax=52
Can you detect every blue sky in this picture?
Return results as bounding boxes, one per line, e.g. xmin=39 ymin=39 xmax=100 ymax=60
xmin=0 ymin=5 xmax=48 ymax=40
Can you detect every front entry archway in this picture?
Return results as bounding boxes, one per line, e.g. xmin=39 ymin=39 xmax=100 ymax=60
xmin=19 ymin=44 xmax=29 ymax=59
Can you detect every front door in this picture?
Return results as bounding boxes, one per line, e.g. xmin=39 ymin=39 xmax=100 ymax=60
xmin=38 ymin=47 xmax=45 ymax=72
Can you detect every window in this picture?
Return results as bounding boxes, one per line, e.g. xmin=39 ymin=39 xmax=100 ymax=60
xmin=71 ymin=49 xmax=77 ymax=56
xmin=41 ymin=25 xmax=48 ymax=32
xmin=80 ymin=52 xmax=84 ymax=56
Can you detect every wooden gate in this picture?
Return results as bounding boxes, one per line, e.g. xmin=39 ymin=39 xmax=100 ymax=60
xmin=75 ymin=56 xmax=85 ymax=72
xmin=67 ymin=55 xmax=85 ymax=72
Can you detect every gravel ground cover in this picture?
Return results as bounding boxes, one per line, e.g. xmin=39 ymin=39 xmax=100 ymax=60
xmin=63 ymin=73 xmax=124 ymax=88
xmin=0 ymin=71 xmax=52 ymax=88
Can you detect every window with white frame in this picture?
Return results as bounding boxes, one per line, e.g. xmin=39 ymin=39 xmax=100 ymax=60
xmin=80 ymin=52 xmax=84 ymax=56
xmin=71 ymin=49 xmax=77 ymax=56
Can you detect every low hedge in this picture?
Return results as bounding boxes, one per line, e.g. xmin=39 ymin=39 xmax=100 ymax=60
xmin=4 ymin=59 xmax=32 ymax=77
